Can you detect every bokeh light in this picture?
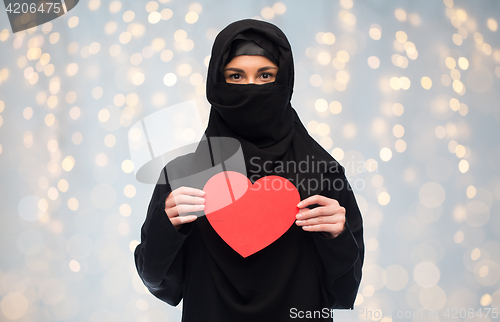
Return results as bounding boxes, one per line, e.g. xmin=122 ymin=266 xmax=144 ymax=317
xmin=1 ymin=1 xmax=499 ymax=321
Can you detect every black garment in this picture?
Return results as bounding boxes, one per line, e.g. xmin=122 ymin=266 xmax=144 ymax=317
xmin=225 ymin=38 xmax=278 ymax=65
xmin=134 ymin=19 xmax=364 ymax=322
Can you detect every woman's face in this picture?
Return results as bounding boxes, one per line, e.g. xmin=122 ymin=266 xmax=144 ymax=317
xmin=223 ymin=55 xmax=278 ymax=84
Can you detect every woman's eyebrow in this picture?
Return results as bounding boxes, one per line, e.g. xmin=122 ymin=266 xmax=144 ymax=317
xmin=224 ymin=67 xmax=245 ymax=73
xmin=257 ymin=66 xmax=278 ymax=72
xmin=223 ymin=67 xmax=278 ymax=73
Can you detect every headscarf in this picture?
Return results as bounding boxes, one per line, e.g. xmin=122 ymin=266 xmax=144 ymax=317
xmin=225 ymin=38 xmax=278 ymax=65
xmin=206 ymin=20 xmax=295 ymax=150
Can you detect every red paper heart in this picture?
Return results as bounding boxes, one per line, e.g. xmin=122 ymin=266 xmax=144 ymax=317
xmin=203 ymin=171 xmax=300 ymax=258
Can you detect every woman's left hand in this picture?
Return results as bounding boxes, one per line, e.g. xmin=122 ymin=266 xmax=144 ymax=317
xmin=295 ymin=195 xmax=346 ymax=238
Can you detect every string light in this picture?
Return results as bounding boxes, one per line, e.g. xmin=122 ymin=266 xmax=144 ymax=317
xmin=0 ymin=2 xmax=497 ymax=321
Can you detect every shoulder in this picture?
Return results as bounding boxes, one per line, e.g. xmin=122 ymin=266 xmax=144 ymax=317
xmin=293 ymin=114 xmax=344 ymax=173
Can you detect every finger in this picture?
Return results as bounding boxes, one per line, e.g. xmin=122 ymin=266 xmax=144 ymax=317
xmin=301 ymin=223 xmax=344 ymax=237
xmin=171 ymin=194 xmax=205 ymax=206
xmin=166 ymin=204 xmax=205 ymax=218
xmin=176 ymin=204 xmax=205 ymax=216
xmin=297 ymin=206 xmax=345 ymax=220
xmin=170 ymin=215 xmax=198 ymax=227
xmin=166 ymin=194 xmax=205 ymax=211
xmin=297 ymin=195 xmax=339 ymax=208
xmin=172 ymin=186 xmax=206 ymax=197
xmin=296 ymin=213 xmax=344 ymax=227
xmin=296 ymin=206 xmax=330 ymax=220
xmin=165 ymin=196 xmax=176 ymax=211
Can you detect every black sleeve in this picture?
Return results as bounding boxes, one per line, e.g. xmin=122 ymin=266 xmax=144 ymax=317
xmin=311 ymin=166 xmax=364 ymax=309
xmin=134 ymin=168 xmax=192 ymax=306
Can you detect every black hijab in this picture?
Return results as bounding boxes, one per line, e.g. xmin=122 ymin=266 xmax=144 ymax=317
xmin=170 ymin=19 xmax=354 ymax=321
xmin=206 ymin=20 xmax=294 ymax=150
xmin=202 ymin=19 xmax=339 ymax=189
xmin=225 ymin=38 xmax=278 ymax=65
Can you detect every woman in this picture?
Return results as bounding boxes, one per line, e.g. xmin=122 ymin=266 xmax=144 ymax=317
xmin=135 ymin=19 xmax=364 ymax=321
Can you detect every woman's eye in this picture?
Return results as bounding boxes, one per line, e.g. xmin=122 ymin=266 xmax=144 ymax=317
xmin=260 ymin=73 xmax=274 ymax=80
xmin=230 ymin=74 xmax=241 ymax=80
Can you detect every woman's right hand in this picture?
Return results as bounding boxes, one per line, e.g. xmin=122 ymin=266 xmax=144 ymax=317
xmin=165 ymin=187 xmax=205 ymax=231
